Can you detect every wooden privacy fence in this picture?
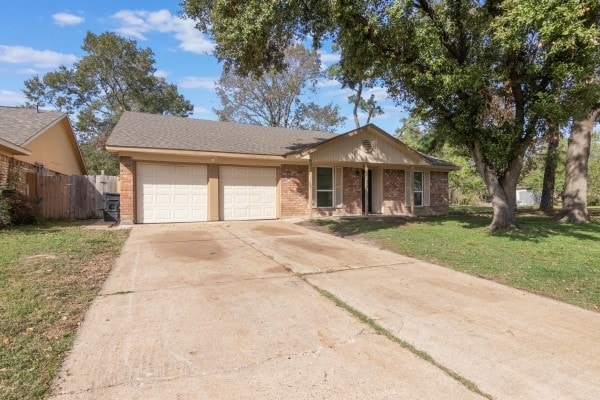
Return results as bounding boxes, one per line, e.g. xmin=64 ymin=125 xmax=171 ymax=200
xmin=28 ymin=174 xmax=118 ymax=219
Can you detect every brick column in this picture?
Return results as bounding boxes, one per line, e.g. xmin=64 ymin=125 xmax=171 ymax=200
xmin=119 ymin=156 xmax=135 ymax=224
xmin=280 ymin=164 xmax=309 ymax=217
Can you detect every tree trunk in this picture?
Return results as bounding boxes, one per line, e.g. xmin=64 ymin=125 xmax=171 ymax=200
xmin=561 ymin=108 xmax=599 ymax=223
xmin=352 ymin=82 xmax=363 ymax=129
xmin=470 ymin=142 xmax=522 ymax=231
xmin=539 ymin=126 xmax=560 ymax=212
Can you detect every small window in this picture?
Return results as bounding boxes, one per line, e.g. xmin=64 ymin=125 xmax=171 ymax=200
xmin=414 ymin=171 xmax=423 ymax=207
xmin=316 ymin=167 xmax=334 ymax=208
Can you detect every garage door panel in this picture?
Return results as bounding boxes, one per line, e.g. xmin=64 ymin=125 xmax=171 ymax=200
xmin=220 ymin=166 xmax=276 ymax=221
xmin=137 ymin=162 xmax=207 ymax=223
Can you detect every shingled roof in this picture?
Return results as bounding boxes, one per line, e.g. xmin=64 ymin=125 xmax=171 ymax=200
xmin=107 ymin=111 xmax=338 ymax=156
xmin=0 ymin=106 xmax=66 ymax=146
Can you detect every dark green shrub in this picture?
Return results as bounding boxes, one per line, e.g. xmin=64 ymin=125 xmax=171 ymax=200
xmin=0 ymin=190 xmax=41 ymax=227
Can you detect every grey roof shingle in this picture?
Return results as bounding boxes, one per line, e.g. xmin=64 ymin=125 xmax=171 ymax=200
xmin=0 ymin=106 xmax=66 ymax=146
xmin=418 ymin=152 xmax=458 ymax=168
xmin=107 ymin=111 xmax=338 ymax=156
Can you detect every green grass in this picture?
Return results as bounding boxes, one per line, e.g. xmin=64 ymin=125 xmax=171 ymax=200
xmin=306 ymin=207 xmax=600 ymax=311
xmin=0 ymin=222 xmax=129 ymax=400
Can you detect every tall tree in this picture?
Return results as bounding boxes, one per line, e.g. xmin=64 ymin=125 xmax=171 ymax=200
xmin=214 ymin=44 xmax=345 ymax=132
xmin=327 ymin=64 xmax=383 ymax=128
xmin=561 ymin=107 xmax=600 ymax=222
xmin=539 ymin=125 xmax=561 ymax=211
xmin=588 ymin=131 xmax=600 ymax=207
xmin=347 ymin=91 xmax=384 ymax=128
xmin=182 ymin=0 xmax=600 ymax=230
xmin=23 ymin=31 xmax=193 ymax=174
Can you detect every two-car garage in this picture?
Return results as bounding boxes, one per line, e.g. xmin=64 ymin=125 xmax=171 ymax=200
xmin=136 ymin=162 xmax=277 ymax=223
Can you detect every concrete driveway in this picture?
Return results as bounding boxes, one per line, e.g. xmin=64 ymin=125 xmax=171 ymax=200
xmin=50 ymin=221 xmax=600 ymax=399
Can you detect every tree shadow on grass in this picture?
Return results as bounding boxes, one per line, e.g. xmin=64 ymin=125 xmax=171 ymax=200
xmin=302 ymin=213 xmax=600 ymax=243
xmin=0 ymin=220 xmax=88 ymax=237
xmin=493 ymin=217 xmax=600 ymax=243
xmin=302 ymin=214 xmax=488 ymax=238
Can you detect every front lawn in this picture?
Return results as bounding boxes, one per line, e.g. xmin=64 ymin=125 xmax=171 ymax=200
xmin=306 ymin=208 xmax=600 ymax=311
xmin=0 ymin=222 xmax=129 ymax=400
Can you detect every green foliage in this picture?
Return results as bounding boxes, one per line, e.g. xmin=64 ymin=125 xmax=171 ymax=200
xmin=0 ymin=190 xmax=40 ymax=227
xmin=589 ymin=132 xmax=600 ymax=206
xmin=520 ymin=139 xmax=568 ymax=200
xmin=183 ymin=0 xmax=600 ymax=228
xmin=443 ymin=150 xmax=488 ymax=205
xmin=0 ymin=195 xmax=10 ymax=228
xmin=79 ymin=142 xmax=119 ymax=175
xmin=215 ymin=44 xmax=345 ymax=131
xmin=23 ymin=31 xmax=193 ymax=173
xmin=396 ymin=116 xmax=487 ymax=205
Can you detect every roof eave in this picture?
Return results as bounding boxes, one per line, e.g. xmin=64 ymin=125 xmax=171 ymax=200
xmin=106 ymin=145 xmax=288 ymax=160
xmin=0 ymin=138 xmax=31 ymax=156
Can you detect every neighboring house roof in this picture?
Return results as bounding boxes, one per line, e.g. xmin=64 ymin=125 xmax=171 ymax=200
xmin=0 ymin=106 xmax=65 ymax=147
xmin=107 ymin=111 xmax=457 ymax=169
xmin=107 ymin=111 xmax=338 ymax=156
xmin=0 ymin=106 xmax=86 ymax=174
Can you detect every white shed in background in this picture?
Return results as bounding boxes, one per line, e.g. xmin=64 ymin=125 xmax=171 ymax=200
xmin=516 ymin=188 xmax=538 ymax=206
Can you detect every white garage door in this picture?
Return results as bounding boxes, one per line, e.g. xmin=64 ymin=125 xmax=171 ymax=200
xmin=220 ymin=166 xmax=277 ymax=220
xmin=136 ymin=162 xmax=207 ymax=223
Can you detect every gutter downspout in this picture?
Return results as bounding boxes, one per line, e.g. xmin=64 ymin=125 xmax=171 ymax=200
xmin=364 ymin=163 xmax=369 ymax=216
xmin=308 ymin=159 xmax=313 ymax=219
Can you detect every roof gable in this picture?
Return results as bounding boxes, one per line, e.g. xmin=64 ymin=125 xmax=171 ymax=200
xmin=305 ymin=124 xmax=449 ymax=167
xmin=107 ymin=111 xmax=337 ymax=156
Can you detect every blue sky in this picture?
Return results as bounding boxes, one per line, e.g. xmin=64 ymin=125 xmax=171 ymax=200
xmin=0 ymin=1 xmax=407 ymax=133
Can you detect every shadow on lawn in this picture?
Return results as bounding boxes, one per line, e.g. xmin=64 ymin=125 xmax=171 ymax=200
xmin=0 ymin=220 xmax=88 ymax=237
xmin=303 ymin=212 xmax=600 ymax=243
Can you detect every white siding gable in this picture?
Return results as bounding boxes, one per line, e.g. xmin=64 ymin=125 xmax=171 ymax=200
xmin=309 ymin=127 xmax=427 ymax=165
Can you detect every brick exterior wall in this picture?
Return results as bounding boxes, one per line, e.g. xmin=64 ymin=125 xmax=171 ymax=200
xmin=280 ymin=164 xmax=309 ymax=216
xmin=429 ymin=171 xmax=450 ymax=214
xmin=313 ymin=167 xmax=363 ymax=217
xmin=342 ymin=167 xmax=362 ymax=214
xmin=119 ymin=156 xmax=135 ymax=224
xmin=0 ymin=153 xmax=59 ymax=195
xmin=382 ymin=169 xmax=408 ymax=215
xmin=279 ymin=166 xmax=450 ymax=218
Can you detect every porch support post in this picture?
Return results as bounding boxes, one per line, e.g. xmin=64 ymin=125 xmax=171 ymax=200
xmin=364 ymin=163 xmax=369 ymax=216
xmin=308 ymin=160 xmax=313 ymax=218
xmin=410 ymin=166 xmax=415 ymax=215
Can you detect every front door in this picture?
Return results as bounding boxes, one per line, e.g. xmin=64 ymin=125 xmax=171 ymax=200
xmin=361 ymin=169 xmax=373 ymax=214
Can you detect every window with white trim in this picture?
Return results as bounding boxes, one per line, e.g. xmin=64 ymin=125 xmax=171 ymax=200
xmin=316 ymin=167 xmax=334 ymax=208
xmin=413 ymin=171 xmax=423 ymax=207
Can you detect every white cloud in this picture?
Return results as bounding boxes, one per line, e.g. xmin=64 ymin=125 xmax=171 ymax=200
xmin=17 ymin=68 xmax=39 ymax=75
xmin=317 ymin=78 xmax=341 ymax=88
xmin=364 ymin=87 xmax=389 ymax=102
xmin=52 ymin=12 xmax=85 ymax=27
xmin=179 ymin=76 xmax=216 ymax=90
xmin=324 ymin=87 xmax=354 ymax=99
xmin=318 ymin=51 xmax=341 ymax=64
xmin=192 ymin=105 xmax=210 ymax=114
xmin=154 ymin=69 xmax=169 ymax=78
xmin=0 ymin=90 xmax=25 ymax=106
xmin=0 ymin=45 xmax=77 ymax=68
xmin=112 ymin=9 xmax=214 ymax=54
